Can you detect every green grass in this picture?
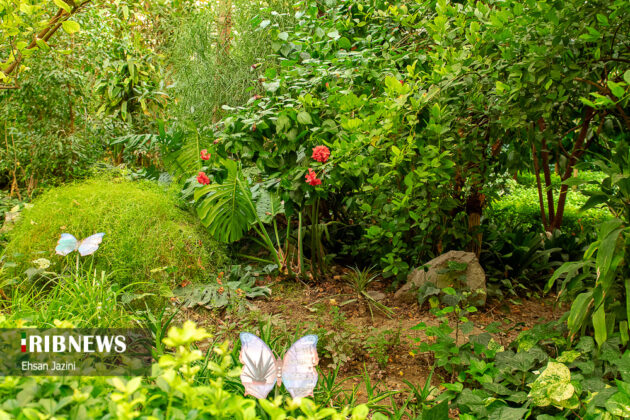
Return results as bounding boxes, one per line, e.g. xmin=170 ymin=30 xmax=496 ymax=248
xmin=1 ymin=266 xmax=138 ymax=327
xmin=489 ymin=171 xmax=611 ymax=233
xmin=1 ymin=176 xmax=227 ymax=290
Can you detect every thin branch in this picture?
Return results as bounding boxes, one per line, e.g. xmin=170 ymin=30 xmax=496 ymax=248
xmin=1 ymin=0 xmax=92 ymax=88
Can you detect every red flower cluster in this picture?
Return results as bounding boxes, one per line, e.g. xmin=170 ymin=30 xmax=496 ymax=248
xmin=200 ymin=149 xmax=211 ymax=160
xmin=197 ymin=172 xmax=210 ymax=185
xmin=305 ymin=168 xmax=321 ymax=186
xmin=312 ymin=145 xmax=330 ymax=163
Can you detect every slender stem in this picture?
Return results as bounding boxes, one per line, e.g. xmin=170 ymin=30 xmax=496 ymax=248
xmin=530 ymin=134 xmax=548 ymax=230
xmin=298 ymin=211 xmax=303 ymax=275
xmin=285 ymin=216 xmax=293 ymax=276
xmin=236 ymin=176 xmax=281 ymax=268
xmin=311 ymin=201 xmax=318 ymax=279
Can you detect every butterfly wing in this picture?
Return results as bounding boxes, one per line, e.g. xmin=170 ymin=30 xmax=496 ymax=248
xmin=77 ymin=233 xmax=105 ymax=256
xmin=239 ymin=332 xmax=279 ymax=399
xmin=281 ymin=335 xmax=319 ymax=399
xmin=55 ymin=233 xmax=78 ymax=256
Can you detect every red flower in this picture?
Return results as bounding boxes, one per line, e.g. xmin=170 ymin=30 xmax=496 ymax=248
xmin=312 ymin=145 xmax=331 ymax=163
xmin=213 ymin=138 xmax=220 ymax=144
xmin=200 ymin=149 xmax=211 ymax=160
xmin=305 ymin=168 xmax=322 ymax=186
xmin=197 ymin=172 xmax=210 ymax=185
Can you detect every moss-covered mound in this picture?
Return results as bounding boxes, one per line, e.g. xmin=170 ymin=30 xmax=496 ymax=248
xmin=2 ymin=177 xmax=226 ymax=288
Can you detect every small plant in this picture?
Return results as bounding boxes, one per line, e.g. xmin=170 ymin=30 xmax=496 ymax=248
xmin=173 ymin=265 xmax=271 ymax=311
xmin=365 ymin=328 xmax=401 ymax=369
xmin=141 ymin=303 xmax=179 ymax=359
xmin=315 ymin=364 xmax=358 ymax=406
xmin=412 ymin=286 xmax=482 ymax=381
xmin=342 ymin=265 xmax=393 ymax=319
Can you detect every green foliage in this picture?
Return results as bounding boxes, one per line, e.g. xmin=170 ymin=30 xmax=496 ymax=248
xmin=92 ymin=9 xmax=169 ymax=124
xmin=0 ymin=319 xmax=367 ymax=419
xmin=489 ymin=176 xmax=610 ymax=234
xmin=195 ymin=159 xmax=256 ymax=243
xmin=546 ymin=143 xmax=630 ymax=346
xmin=193 ymin=158 xmax=285 ymax=269
xmin=170 ymin=0 xmax=629 ymax=282
xmin=173 ymin=264 xmax=272 ymax=311
xmin=364 ymin=328 xmax=400 ymax=369
xmin=415 ymin=291 xmax=630 ymax=419
xmin=3 ymin=264 xmax=138 ymax=327
xmin=413 ymin=287 xmax=491 ymax=379
xmin=342 ymin=266 xmax=393 ymax=319
xmin=0 ymin=0 xmax=84 ymax=87
xmin=2 ymin=176 xmax=226 ymax=289
xmin=480 ymin=226 xmax=573 ymax=297
xmin=169 ymin=0 xmax=295 ymax=125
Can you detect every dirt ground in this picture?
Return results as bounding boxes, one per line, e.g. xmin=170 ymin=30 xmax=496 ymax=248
xmin=179 ymin=268 xmax=565 ymax=406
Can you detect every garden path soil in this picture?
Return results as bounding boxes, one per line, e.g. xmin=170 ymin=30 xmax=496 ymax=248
xmin=179 ymin=272 xmax=565 ymax=410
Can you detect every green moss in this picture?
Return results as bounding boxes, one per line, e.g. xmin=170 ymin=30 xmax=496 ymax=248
xmin=2 ymin=177 xmax=226 ymax=289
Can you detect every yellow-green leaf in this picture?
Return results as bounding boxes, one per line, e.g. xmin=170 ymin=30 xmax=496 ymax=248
xmin=53 ymin=0 xmax=72 ymax=13
xmin=61 ymin=20 xmax=80 ymax=34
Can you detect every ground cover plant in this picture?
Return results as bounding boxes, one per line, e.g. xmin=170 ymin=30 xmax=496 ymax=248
xmin=0 ymin=0 xmax=629 ymax=418
xmin=2 ymin=176 xmax=226 ymax=290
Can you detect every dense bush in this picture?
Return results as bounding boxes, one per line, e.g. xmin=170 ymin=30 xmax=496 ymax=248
xmin=2 ymin=177 xmax=226 ymax=289
xmin=171 ymin=0 xmax=628 ymax=284
xmin=0 ymin=318 xmax=367 ymax=419
xmin=169 ymin=0 xmax=295 ymax=126
xmin=488 ymin=175 xmax=610 ymax=234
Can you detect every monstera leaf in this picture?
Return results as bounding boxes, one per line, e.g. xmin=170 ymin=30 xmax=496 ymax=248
xmin=253 ymin=187 xmax=284 ymax=224
xmin=195 ymin=159 xmax=256 ymax=243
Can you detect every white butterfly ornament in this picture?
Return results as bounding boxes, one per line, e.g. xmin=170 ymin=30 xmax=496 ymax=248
xmin=55 ymin=233 xmax=105 ymax=256
xmin=239 ymin=332 xmax=319 ymax=399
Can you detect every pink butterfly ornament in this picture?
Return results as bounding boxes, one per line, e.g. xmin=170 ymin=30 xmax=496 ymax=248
xmin=239 ymin=332 xmax=319 ymax=399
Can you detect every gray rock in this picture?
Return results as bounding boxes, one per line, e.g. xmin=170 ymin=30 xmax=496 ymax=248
xmin=394 ymin=251 xmax=486 ymax=306
xmin=366 ymin=290 xmax=386 ymax=301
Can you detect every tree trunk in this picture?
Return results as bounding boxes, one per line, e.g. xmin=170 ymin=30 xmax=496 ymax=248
xmin=552 ymin=107 xmax=594 ymax=230
xmin=466 ymin=190 xmax=484 ymax=257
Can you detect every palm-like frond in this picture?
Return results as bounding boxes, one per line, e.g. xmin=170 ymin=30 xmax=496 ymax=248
xmin=160 ymin=129 xmax=201 ymax=180
xmin=194 ymin=159 xmax=256 ymax=243
xmin=242 ymin=350 xmax=276 ymax=383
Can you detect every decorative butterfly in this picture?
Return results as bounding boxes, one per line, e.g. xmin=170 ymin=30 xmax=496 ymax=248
xmin=55 ymin=233 xmax=105 ymax=256
xmin=239 ymin=332 xmax=319 ymax=399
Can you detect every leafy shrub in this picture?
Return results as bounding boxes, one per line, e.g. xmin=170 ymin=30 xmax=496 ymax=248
xmin=546 ymin=143 xmax=630 ymax=347
xmin=0 ymin=318 xmax=367 ymax=419
xmin=169 ymin=0 xmax=295 ymax=126
xmin=2 ymin=177 xmax=226 ymax=289
xmin=174 ymin=264 xmax=272 ymax=311
xmin=415 ymin=285 xmax=630 ymax=419
xmin=515 ymin=171 xmax=606 ymax=190
xmin=488 ymin=177 xmax=610 ymax=234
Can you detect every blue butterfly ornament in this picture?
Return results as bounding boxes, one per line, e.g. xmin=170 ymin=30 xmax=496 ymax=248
xmin=55 ymin=233 xmax=105 ymax=256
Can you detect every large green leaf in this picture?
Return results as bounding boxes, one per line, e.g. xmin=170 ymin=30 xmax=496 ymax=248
xmin=254 ymin=188 xmax=284 ymax=224
xmin=592 ymin=304 xmax=607 ymax=348
xmin=567 ymin=291 xmax=593 ymax=334
xmin=596 ymin=218 xmax=624 ymax=289
xmin=194 ymin=160 xmax=256 ymax=243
